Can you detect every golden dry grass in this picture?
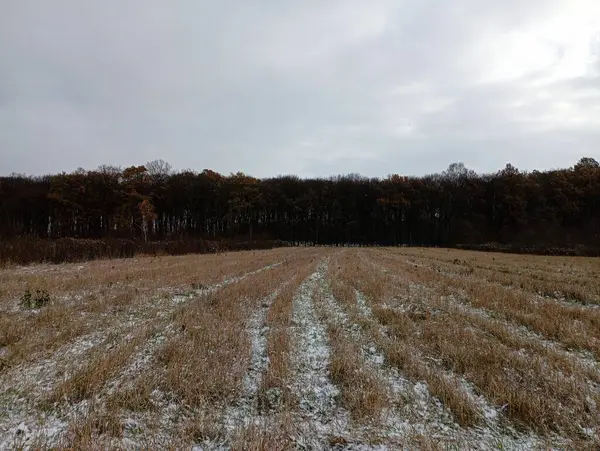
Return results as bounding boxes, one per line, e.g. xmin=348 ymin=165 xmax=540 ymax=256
xmin=400 ymin=247 xmax=600 ymax=304
xmin=323 ymin=322 xmax=389 ymax=422
xmin=0 ymin=248 xmax=298 ymax=373
xmin=1 ymin=246 xmax=599 ymax=449
xmin=357 ymin=248 xmax=600 ymax=441
xmin=371 ymin=250 xmax=600 ymax=352
xmin=330 ymin=254 xmax=483 ymax=428
xmin=0 ymin=248 xmax=321 ymax=447
xmin=257 ymin=263 xmax=318 ymax=412
xmin=128 ymin=251 xmax=320 ymax=444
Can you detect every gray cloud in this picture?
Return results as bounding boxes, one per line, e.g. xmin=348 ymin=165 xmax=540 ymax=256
xmin=1 ymin=0 xmax=599 ymax=178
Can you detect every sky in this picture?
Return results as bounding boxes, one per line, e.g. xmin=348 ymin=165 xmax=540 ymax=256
xmin=1 ymin=1 xmax=599 ymax=178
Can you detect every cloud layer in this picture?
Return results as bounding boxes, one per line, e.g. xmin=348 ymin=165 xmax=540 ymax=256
xmin=1 ymin=0 xmax=599 ymax=177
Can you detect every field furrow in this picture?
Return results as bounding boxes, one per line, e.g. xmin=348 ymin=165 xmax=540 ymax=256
xmin=285 ymin=259 xmax=352 ymax=449
xmin=1 ymin=246 xmax=598 ymax=449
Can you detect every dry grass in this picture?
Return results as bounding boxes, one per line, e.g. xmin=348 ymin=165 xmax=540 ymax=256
xmin=49 ymin=335 xmax=141 ymax=405
xmin=309 ymin=264 xmax=392 ymax=424
xmin=359 ymin=248 xmax=600 ymax=440
xmin=0 ymin=248 xmax=297 ymax=373
xmin=0 ymin=306 xmax=89 ymax=366
xmin=230 ymin=414 xmax=296 ymax=451
xmin=0 ymin=248 xmax=297 ymax=306
xmin=258 ymin=264 xmax=318 ymax=412
xmin=331 ymin=254 xmax=483 ymax=428
xmin=1 ymin=246 xmax=599 ymax=449
xmin=137 ymin=252 xmax=321 ymax=444
xmin=401 ymin=247 xmax=600 ymax=304
xmin=0 ymin=248 xmax=321 ymax=447
xmin=59 ymin=410 xmax=122 ymax=449
xmin=374 ymin=249 xmax=600 ymax=357
xmin=104 ymin=371 xmax=157 ymax=413
xmin=157 ymin=296 xmax=249 ymax=409
xmin=325 ymin=323 xmax=389 ymax=422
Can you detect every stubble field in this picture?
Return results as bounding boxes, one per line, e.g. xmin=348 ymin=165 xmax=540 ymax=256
xmin=0 ymin=247 xmax=599 ymax=450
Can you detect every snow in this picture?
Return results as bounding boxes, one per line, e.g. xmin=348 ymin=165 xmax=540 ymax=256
xmin=222 ymin=278 xmax=292 ymax=433
xmin=171 ymin=262 xmax=281 ymax=305
xmin=288 ymin=260 xmax=351 ymax=447
xmin=321 ymin=282 xmax=461 ymax=441
xmin=0 ymin=261 xmax=284 ymax=450
xmin=361 ymin=258 xmax=575 ymax=449
xmin=0 ymin=254 xmax=592 ymax=449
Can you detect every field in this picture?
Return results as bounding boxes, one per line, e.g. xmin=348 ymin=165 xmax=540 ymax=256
xmin=1 ymin=247 xmax=599 ymax=450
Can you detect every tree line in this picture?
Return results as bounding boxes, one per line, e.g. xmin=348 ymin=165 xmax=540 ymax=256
xmin=1 ymin=158 xmax=599 ymax=250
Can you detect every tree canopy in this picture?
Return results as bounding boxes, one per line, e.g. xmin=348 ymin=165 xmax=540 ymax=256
xmin=1 ymin=159 xmax=599 ymax=248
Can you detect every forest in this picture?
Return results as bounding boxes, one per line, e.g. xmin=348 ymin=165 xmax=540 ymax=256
xmin=1 ymin=157 xmax=599 ymax=262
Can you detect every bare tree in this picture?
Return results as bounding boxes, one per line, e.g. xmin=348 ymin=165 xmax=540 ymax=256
xmin=145 ymin=159 xmax=172 ymax=181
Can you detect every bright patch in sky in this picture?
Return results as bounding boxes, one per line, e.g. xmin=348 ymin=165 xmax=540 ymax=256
xmin=480 ymin=8 xmax=600 ymax=84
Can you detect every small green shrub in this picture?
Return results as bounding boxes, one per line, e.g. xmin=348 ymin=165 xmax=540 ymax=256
xmin=20 ymin=289 xmax=51 ymax=309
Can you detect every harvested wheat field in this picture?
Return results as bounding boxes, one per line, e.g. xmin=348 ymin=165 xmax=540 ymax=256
xmin=1 ymin=247 xmax=599 ymax=450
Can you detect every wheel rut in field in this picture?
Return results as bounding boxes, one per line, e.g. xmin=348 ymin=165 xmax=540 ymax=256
xmin=288 ymin=258 xmax=351 ymax=449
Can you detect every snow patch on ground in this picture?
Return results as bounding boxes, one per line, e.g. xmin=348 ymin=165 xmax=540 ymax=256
xmin=104 ymin=329 xmax=171 ymax=397
xmin=222 ymin=278 xmax=292 ymax=434
xmin=288 ymin=259 xmax=351 ymax=448
xmin=0 ymin=418 xmax=67 ymax=450
xmin=171 ymin=262 xmax=281 ymax=305
xmin=322 ymin=283 xmax=460 ymax=441
xmin=355 ymin=289 xmax=373 ymax=318
xmin=0 ymin=327 xmax=129 ymax=448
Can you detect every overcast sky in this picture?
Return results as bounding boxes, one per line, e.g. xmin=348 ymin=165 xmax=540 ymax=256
xmin=1 ymin=1 xmax=599 ymax=178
